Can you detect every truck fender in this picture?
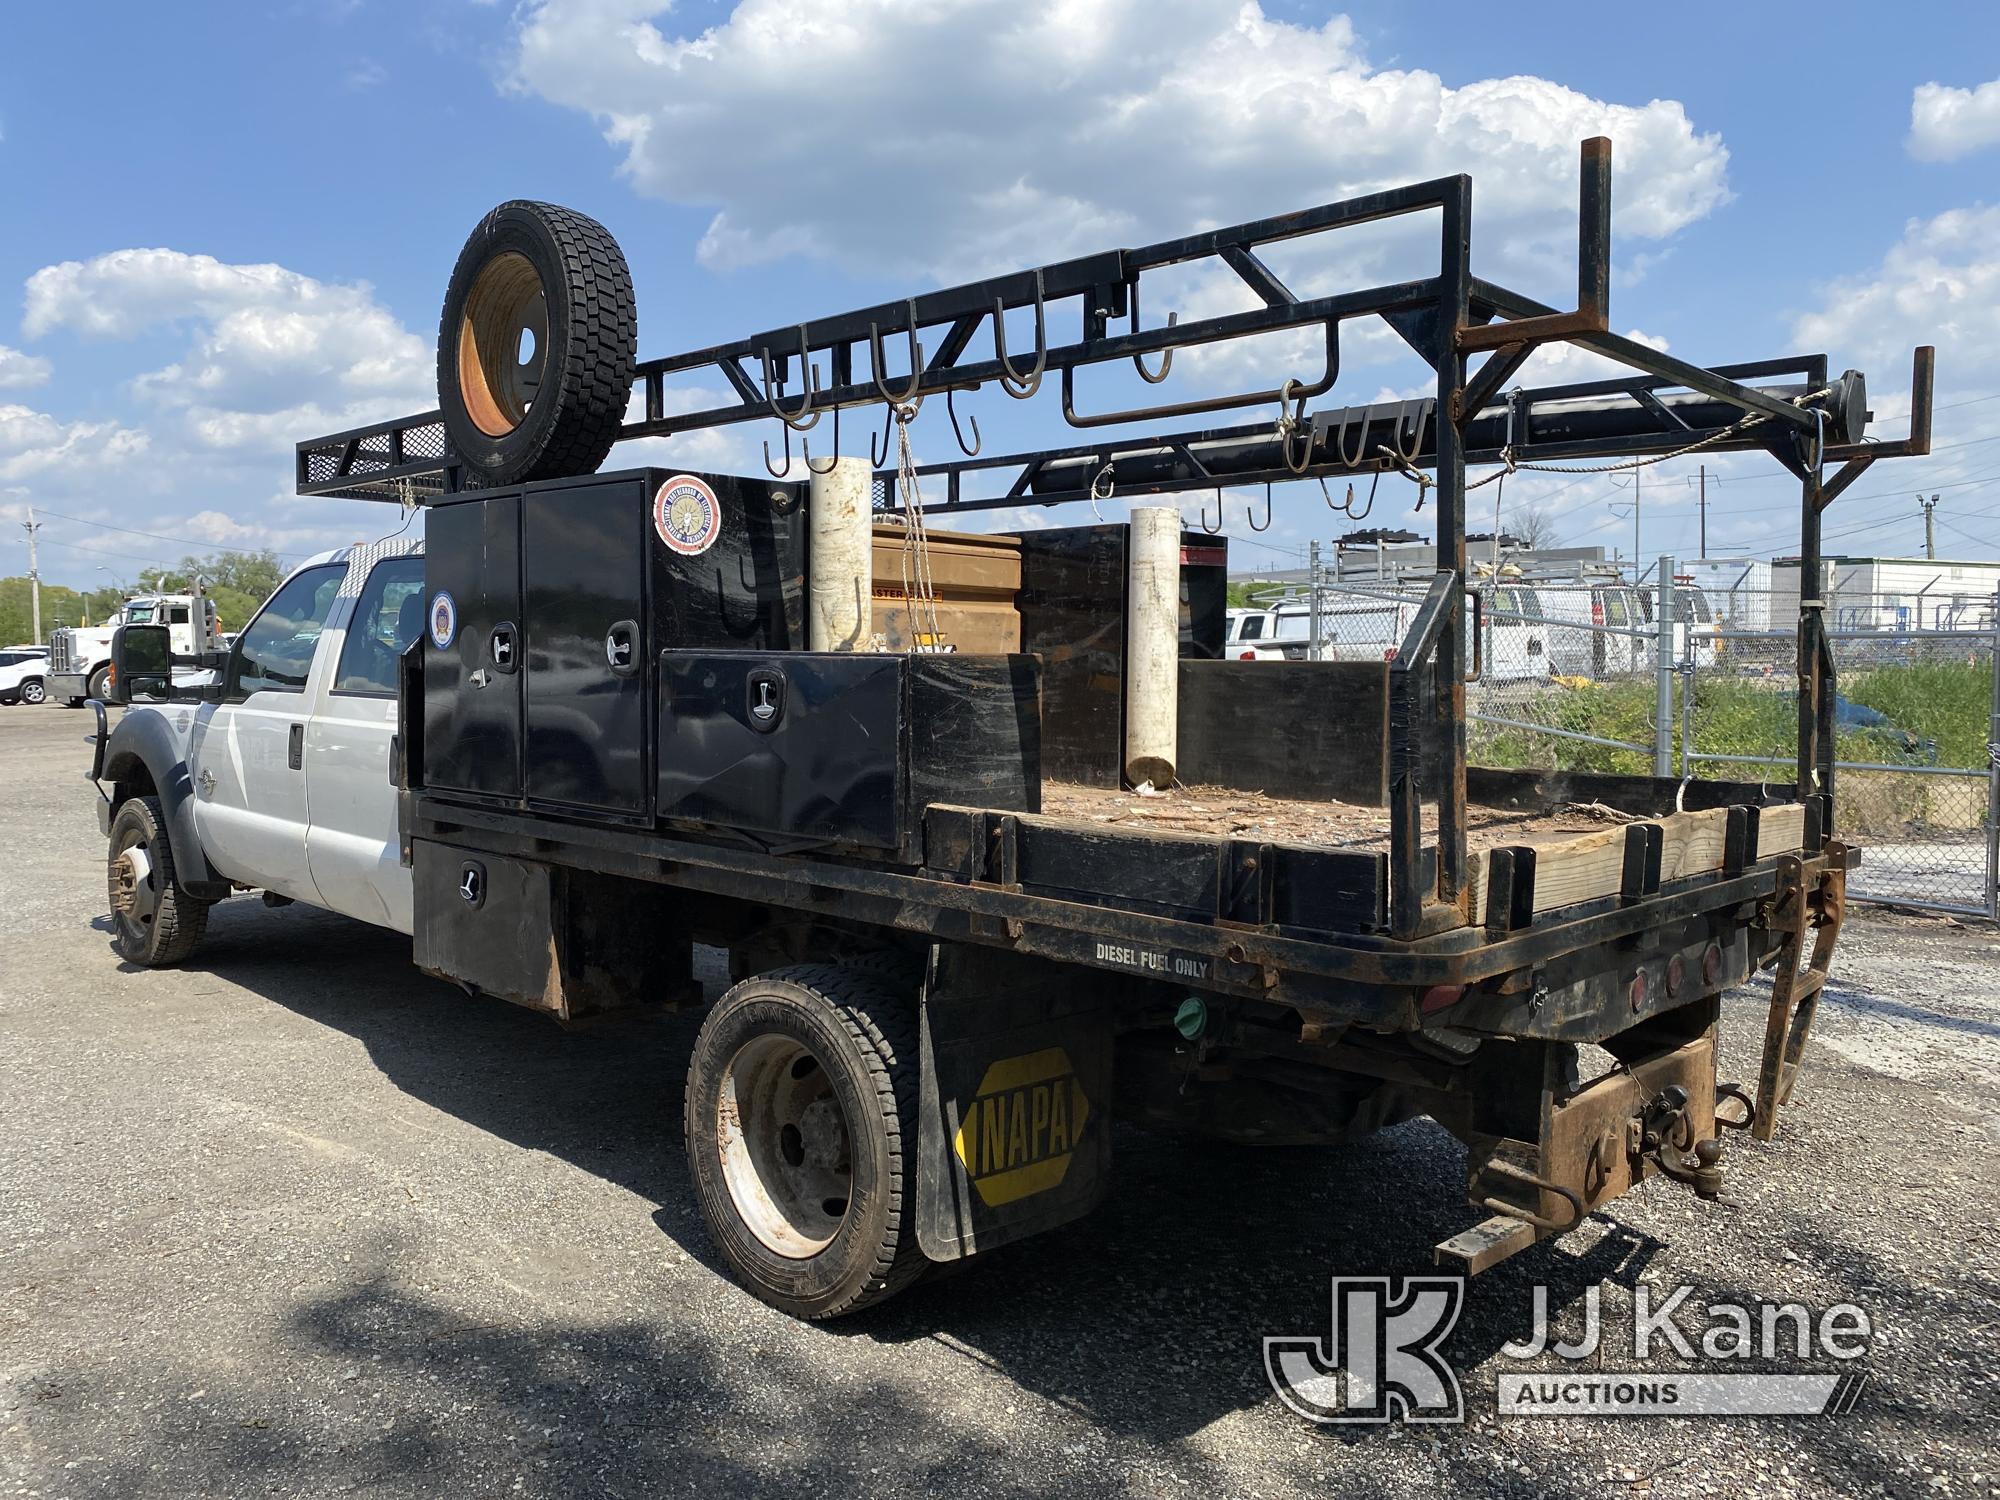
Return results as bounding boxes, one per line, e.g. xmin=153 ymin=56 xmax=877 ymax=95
xmin=98 ymin=709 xmax=229 ymax=900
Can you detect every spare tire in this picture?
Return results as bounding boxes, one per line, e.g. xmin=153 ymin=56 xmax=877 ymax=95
xmin=437 ymin=200 xmax=637 ymax=488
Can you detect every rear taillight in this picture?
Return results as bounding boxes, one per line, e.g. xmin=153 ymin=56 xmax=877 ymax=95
xmin=1383 ymin=646 xmax=1398 ymax=662
xmin=1591 ymin=602 xmax=1605 ymax=626
xmin=1238 ymin=650 xmax=1257 ymax=660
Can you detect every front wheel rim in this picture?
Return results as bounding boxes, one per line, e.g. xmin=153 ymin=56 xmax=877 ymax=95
xmin=109 ymin=835 xmax=160 ymax=936
xmin=717 ymin=1032 xmax=855 ymax=1258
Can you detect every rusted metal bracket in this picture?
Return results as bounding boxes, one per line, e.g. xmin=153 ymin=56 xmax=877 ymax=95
xmin=1752 ymin=847 xmax=1847 ymax=1140
xmin=1458 ymin=137 xmax=1611 ymax=353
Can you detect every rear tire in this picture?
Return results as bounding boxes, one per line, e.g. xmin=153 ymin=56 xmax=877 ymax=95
xmin=19 ymin=679 xmax=44 ymax=705
xmin=107 ymin=795 xmax=209 ymax=967
xmin=86 ymin=665 xmax=110 ymax=702
xmin=436 ymin=200 xmax=636 ymax=488
xmin=684 ymin=963 xmax=928 ymax=1319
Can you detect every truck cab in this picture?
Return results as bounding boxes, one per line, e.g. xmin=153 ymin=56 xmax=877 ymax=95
xmin=93 ymin=542 xmax=425 ymax=958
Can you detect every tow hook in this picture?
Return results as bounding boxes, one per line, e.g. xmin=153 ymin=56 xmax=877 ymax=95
xmin=1629 ymin=1084 xmax=1727 ymax=1199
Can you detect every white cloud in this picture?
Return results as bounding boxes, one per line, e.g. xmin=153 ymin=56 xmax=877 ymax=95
xmin=507 ymin=0 xmax=1730 ymax=286
xmin=23 ymin=248 xmax=429 ymax=455
xmin=0 ymin=345 xmax=52 ymax=390
xmin=0 ymin=403 xmax=148 ymax=481
xmin=1908 ymin=77 xmax=2000 ymax=162
xmin=1793 ymin=205 xmax=2000 ymax=385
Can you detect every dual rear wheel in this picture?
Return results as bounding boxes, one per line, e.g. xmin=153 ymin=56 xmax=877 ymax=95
xmin=683 ymin=964 xmax=928 ymax=1319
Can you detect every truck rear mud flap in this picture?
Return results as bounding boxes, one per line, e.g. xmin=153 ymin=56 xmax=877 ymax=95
xmin=914 ymin=946 xmax=1114 ymax=1263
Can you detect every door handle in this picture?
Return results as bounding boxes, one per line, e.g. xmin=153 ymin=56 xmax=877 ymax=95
xmin=605 ymin=619 xmax=640 ymax=678
xmin=288 ymin=722 xmax=304 ymax=771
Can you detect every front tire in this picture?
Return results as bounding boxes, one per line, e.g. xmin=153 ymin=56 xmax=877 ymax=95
xmin=684 ymin=964 xmax=928 ymax=1319
xmin=85 ymin=665 xmax=110 ymax=702
xmin=107 ymin=795 xmax=209 ymax=967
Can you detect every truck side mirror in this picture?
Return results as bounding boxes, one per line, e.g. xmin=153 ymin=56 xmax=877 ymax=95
xmin=108 ymin=623 xmax=172 ymax=704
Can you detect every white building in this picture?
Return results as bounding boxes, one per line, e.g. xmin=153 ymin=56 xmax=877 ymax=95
xmin=1770 ymin=555 xmax=2000 ymax=632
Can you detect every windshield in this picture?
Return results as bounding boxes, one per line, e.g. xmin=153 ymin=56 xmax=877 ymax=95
xmin=123 ymin=602 xmax=155 ymax=624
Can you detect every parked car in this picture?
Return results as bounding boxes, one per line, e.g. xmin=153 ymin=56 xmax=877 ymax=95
xmin=0 ymin=646 xmax=50 ymax=705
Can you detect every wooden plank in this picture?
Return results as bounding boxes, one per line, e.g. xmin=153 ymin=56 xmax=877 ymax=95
xmin=1520 ymin=806 xmax=1734 ymax=917
xmin=1757 ymin=802 xmax=1807 ymax=856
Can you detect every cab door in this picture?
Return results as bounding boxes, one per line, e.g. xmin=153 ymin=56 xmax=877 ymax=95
xmin=188 ymin=562 xmax=346 ymax=900
xmin=303 ymin=554 xmax=425 ymax=933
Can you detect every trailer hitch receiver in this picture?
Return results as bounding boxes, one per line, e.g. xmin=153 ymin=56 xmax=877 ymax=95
xmin=1630 ymin=1083 xmax=1726 ymax=1199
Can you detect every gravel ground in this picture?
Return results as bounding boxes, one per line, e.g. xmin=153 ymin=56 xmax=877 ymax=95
xmin=2 ymin=707 xmax=1996 ymax=1498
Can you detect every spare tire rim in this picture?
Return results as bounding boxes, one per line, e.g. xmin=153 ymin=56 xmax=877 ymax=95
xmin=456 ymin=251 xmax=549 ymax=438
xmin=718 ymin=1033 xmax=854 ymax=1258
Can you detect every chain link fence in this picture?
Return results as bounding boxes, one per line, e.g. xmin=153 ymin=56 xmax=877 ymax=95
xmin=1449 ymin=571 xmax=2000 ymax=918
xmin=1243 ymin=571 xmax=1998 ymax=915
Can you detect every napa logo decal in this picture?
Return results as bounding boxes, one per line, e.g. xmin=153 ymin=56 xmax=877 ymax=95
xmin=654 ymin=474 xmax=722 ymax=556
xmin=952 ymin=1048 xmax=1091 ymax=1207
xmin=427 ymin=591 xmax=457 ymax=650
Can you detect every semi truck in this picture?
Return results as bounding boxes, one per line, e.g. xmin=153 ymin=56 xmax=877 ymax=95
xmin=48 ymin=590 xmax=218 ymax=706
xmin=87 ymin=140 xmax=1934 ymax=1319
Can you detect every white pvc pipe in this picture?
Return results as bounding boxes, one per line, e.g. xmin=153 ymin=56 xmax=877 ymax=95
xmin=808 ymin=456 xmax=873 ymax=651
xmin=1124 ymin=506 xmax=1180 ymax=788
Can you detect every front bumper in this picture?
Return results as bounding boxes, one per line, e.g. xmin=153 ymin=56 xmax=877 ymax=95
xmin=49 ymin=672 xmax=87 ymax=701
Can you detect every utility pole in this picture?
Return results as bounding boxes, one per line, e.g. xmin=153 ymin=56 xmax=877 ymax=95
xmin=1610 ymin=470 xmax=1642 ymax=583
xmin=1696 ymin=465 xmax=1707 ymax=558
xmin=1307 ymin=539 xmax=1323 ymax=660
xmin=22 ymin=506 xmax=42 ymax=644
xmin=1918 ymin=493 xmax=1939 ymax=560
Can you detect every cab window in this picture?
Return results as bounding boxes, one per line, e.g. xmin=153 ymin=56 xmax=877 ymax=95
xmin=333 ymin=558 xmax=426 ymax=696
xmin=1239 ymin=615 xmax=1265 ymax=640
xmin=167 ymin=605 xmax=190 ymax=626
xmin=227 ymin=565 xmax=345 ymax=698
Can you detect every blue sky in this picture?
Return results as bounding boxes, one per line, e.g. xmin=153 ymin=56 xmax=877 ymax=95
xmin=4 ymin=1 xmax=1999 ymax=592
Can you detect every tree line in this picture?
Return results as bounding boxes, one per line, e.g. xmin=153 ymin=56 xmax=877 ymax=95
xmin=0 ymin=550 xmax=288 ymax=646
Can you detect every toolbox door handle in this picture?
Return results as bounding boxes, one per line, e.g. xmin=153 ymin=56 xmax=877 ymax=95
xmin=604 ymin=620 xmax=640 ymax=677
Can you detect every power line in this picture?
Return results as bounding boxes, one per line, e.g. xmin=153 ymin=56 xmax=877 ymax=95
xmin=28 ymin=507 xmax=309 ymax=559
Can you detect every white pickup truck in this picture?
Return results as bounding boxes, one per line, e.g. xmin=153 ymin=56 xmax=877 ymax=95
xmin=93 ymin=542 xmax=424 ymax=964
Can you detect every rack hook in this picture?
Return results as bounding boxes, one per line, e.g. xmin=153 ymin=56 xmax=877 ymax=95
xmin=1130 ymin=281 xmax=1175 ymax=384
xmin=762 ymin=421 xmax=793 ymax=479
xmin=946 ymin=388 xmax=981 ymax=457
xmin=993 ymin=269 xmax=1047 ymax=399
xmin=803 ymin=404 xmax=841 ymax=475
xmin=1247 ymin=482 xmax=1274 ymax=532
xmin=759 ymin=326 xmax=822 ymax=432
xmin=1277 ymin=378 xmax=1313 ymax=475
xmin=1394 ymin=398 xmax=1434 ymax=464
xmin=1199 ymin=489 xmax=1223 ymax=535
xmin=869 ymin=300 xmax=926 ymax=405
xmin=869 ymin=403 xmax=895 ymax=468
xmin=1336 ymin=404 xmax=1373 ymax=468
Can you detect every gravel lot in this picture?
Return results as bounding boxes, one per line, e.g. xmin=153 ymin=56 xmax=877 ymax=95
xmin=2 ymin=706 xmax=1996 ymax=1498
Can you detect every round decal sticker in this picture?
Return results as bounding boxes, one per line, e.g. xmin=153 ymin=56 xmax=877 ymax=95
xmin=428 ymin=590 xmax=458 ymax=650
xmin=654 ymin=475 xmax=722 ymax=557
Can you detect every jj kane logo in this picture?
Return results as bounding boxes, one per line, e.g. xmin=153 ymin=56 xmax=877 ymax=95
xmin=1265 ymin=1277 xmax=1876 ymax=1424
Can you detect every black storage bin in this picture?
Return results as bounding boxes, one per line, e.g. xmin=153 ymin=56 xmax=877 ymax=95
xmin=657 ymin=651 xmax=1042 ymax=860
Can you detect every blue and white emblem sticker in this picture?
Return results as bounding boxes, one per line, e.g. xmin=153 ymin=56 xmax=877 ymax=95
xmin=654 ymin=474 xmax=722 ymax=557
xmin=428 ymin=590 xmax=458 ymax=650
